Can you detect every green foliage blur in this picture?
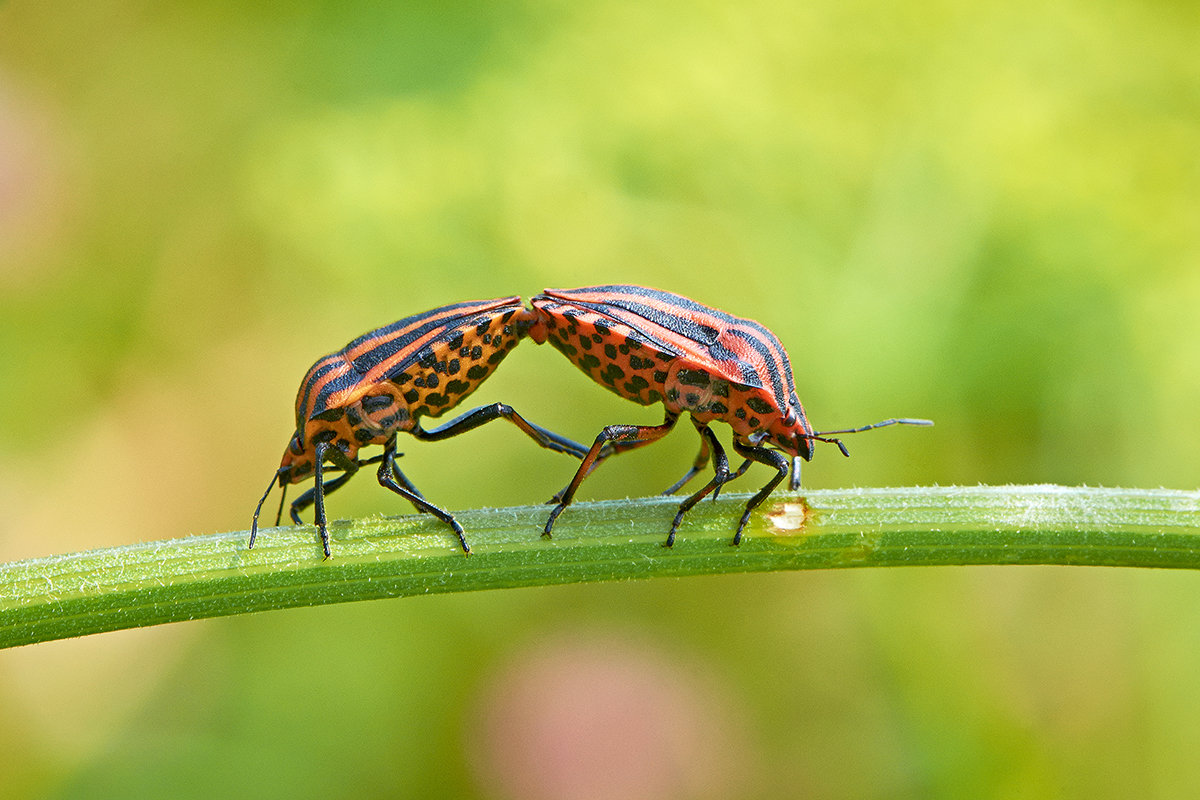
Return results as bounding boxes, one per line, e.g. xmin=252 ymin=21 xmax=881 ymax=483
xmin=1 ymin=0 xmax=1198 ymax=797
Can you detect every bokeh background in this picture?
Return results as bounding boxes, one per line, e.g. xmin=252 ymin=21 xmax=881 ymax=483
xmin=2 ymin=1 xmax=1198 ymax=797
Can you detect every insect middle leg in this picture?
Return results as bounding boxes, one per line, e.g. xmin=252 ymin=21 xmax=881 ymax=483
xmin=664 ymin=423 xmax=734 ymax=547
xmin=284 ymin=448 xmax=430 ymax=529
xmin=375 ymin=437 xmax=471 ymax=553
xmin=728 ymin=440 xmax=791 ymax=545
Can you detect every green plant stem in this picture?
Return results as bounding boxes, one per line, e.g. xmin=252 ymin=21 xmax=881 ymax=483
xmin=2 ymin=485 xmax=1198 ymax=649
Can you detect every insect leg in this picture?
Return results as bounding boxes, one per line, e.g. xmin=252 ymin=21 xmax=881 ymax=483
xmin=344 ymin=451 xmax=428 ymax=511
xmin=305 ymin=442 xmax=360 ymax=558
xmin=286 ymin=468 xmax=357 ymax=526
xmin=661 ymin=430 xmax=711 ymax=496
xmin=664 ymin=424 xmax=732 ymax=546
xmin=547 ymin=410 xmax=681 ymax=502
xmin=412 ymin=402 xmax=590 ymax=458
xmin=728 ymin=441 xmax=791 ymax=545
xmin=544 ymin=412 xmax=681 ymax=536
xmin=375 ymin=438 xmax=471 ymax=554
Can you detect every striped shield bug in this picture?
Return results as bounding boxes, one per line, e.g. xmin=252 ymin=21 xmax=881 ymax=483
xmin=251 ymin=296 xmax=587 ymax=557
xmin=528 ymin=285 xmax=931 ymax=546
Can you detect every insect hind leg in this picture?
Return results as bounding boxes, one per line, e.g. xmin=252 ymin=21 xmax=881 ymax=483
xmin=544 ymin=412 xmax=681 ymax=536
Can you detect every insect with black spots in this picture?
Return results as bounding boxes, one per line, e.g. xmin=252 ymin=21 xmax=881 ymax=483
xmin=251 ymin=296 xmax=586 ymax=557
xmin=528 ymin=285 xmax=931 ymax=545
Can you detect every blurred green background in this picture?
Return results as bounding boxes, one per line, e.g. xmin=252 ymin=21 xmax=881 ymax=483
xmin=1 ymin=0 xmax=1198 ymax=797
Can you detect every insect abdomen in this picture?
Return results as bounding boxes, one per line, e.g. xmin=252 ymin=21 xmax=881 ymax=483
xmin=531 ymin=296 xmax=676 ymax=407
xmin=386 ymin=304 xmax=528 ymax=421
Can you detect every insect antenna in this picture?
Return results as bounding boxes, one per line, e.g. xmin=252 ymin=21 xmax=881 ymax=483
xmin=273 ymin=479 xmax=288 ymax=526
xmin=808 ymin=418 xmax=934 ymax=457
xmin=250 ymin=467 xmax=288 ymax=549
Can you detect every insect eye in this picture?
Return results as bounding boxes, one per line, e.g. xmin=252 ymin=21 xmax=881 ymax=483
xmin=289 ymin=434 xmax=304 ymax=455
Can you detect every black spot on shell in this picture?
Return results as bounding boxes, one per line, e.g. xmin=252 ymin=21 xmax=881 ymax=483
xmin=466 ymin=364 xmax=489 ymax=380
xmin=403 ymin=389 xmax=420 ymax=404
xmin=448 ymin=332 xmax=464 ymax=350
xmin=600 ymin=364 xmax=625 ymax=385
xmin=604 ymin=343 xmax=617 ymax=359
xmin=445 ymin=379 xmax=469 ymax=396
xmin=746 ymin=396 xmax=774 ymax=414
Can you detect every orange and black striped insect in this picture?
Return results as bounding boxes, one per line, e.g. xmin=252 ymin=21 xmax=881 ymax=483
xmin=251 ymin=296 xmax=587 ymax=557
xmin=528 ymin=285 xmax=931 ymax=545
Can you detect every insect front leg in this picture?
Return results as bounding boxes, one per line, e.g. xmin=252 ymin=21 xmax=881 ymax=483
xmin=287 ymin=469 xmax=356 ymax=526
xmin=544 ymin=413 xmax=681 ymax=536
xmin=298 ymin=442 xmax=360 ymax=558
